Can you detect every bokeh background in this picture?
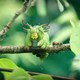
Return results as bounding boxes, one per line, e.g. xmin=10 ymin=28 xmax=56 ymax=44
xmin=0 ymin=0 xmax=79 ymax=78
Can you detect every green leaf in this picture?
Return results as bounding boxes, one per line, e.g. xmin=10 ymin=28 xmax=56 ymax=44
xmin=71 ymin=55 xmax=80 ymax=71
xmin=0 ymin=58 xmax=18 ymax=68
xmin=8 ymin=68 xmax=31 ymax=80
xmin=71 ymin=55 xmax=80 ymax=80
xmin=57 ymin=0 xmax=64 ymax=12
xmin=36 ymin=0 xmax=47 ymax=16
xmin=32 ymin=74 xmax=53 ymax=80
xmin=70 ymin=25 xmax=80 ymax=55
xmin=0 ymin=58 xmax=18 ymax=80
xmin=51 ymin=27 xmax=71 ymax=43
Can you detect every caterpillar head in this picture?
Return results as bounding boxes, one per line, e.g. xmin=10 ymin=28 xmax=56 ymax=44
xmin=22 ymin=21 xmax=50 ymax=40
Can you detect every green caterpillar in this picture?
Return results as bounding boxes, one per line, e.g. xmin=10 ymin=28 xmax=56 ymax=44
xmin=23 ymin=23 xmax=49 ymax=59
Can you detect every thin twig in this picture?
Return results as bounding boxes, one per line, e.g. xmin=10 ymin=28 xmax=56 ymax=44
xmin=0 ymin=0 xmax=35 ymax=40
xmin=0 ymin=43 xmax=70 ymax=53
xmin=0 ymin=68 xmax=74 ymax=80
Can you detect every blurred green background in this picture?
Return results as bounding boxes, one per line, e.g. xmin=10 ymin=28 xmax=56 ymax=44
xmin=0 ymin=0 xmax=79 ymax=78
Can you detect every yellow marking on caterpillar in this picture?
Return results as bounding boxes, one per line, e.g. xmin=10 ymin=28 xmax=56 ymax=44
xmin=31 ymin=32 xmax=38 ymax=39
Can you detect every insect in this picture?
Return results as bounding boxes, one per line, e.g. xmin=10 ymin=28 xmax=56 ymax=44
xmin=22 ymin=21 xmax=50 ymax=59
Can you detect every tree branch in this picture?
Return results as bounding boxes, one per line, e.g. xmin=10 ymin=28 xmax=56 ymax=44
xmin=0 ymin=68 xmax=74 ymax=80
xmin=0 ymin=0 xmax=35 ymax=39
xmin=0 ymin=43 xmax=70 ymax=53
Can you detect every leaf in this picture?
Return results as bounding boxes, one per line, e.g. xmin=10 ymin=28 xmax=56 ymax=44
xmin=71 ymin=55 xmax=80 ymax=80
xmin=0 ymin=58 xmax=18 ymax=68
xmin=36 ymin=0 xmax=47 ymax=16
xmin=32 ymin=74 xmax=53 ymax=80
xmin=0 ymin=58 xmax=18 ymax=80
xmin=70 ymin=25 xmax=80 ymax=55
xmin=51 ymin=27 xmax=71 ymax=43
xmin=8 ymin=68 xmax=31 ymax=80
xmin=70 ymin=20 xmax=75 ymax=28
xmin=71 ymin=55 xmax=80 ymax=71
xmin=54 ymin=8 xmax=78 ymax=24
xmin=57 ymin=0 xmax=64 ymax=12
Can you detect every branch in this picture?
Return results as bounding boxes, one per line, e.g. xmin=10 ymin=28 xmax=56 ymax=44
xmin=0 ymin=0 xmax=36 ymax=39
xmin=0 ymin=68 xmax=74 ymax=80
xmin=0 ymin=43 xmax=70 ymax=53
